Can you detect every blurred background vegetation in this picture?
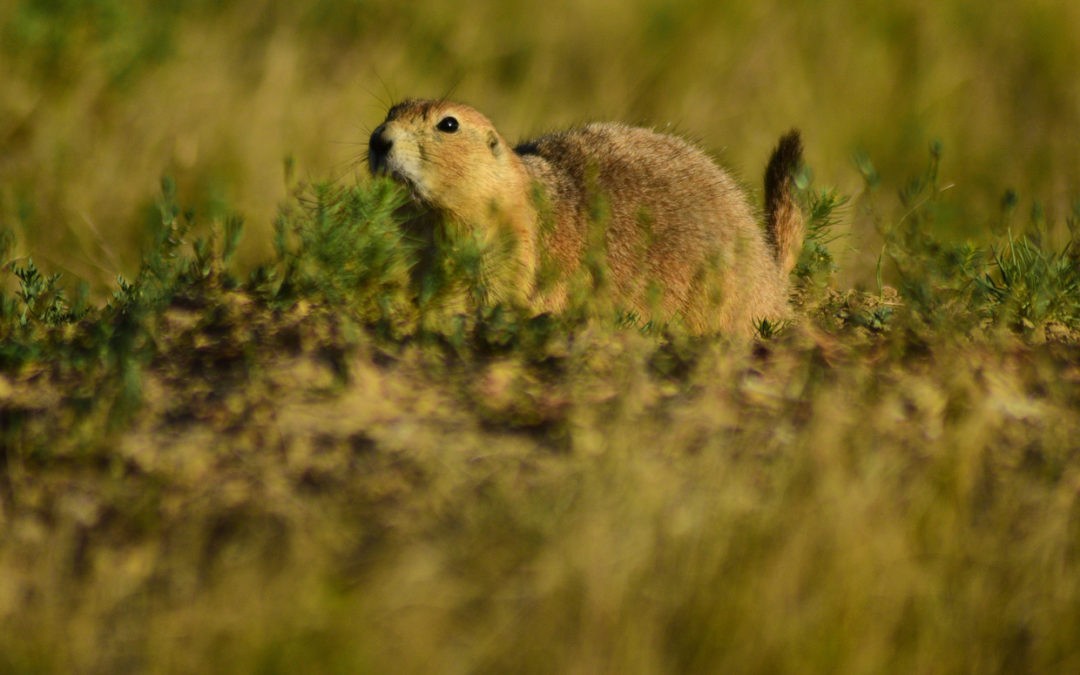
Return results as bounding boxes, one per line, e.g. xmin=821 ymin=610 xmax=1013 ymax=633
xmin=1 ymin=0 xmax=1078 ymax=293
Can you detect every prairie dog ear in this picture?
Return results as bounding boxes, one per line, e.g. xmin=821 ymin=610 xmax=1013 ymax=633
xmin=487 ymin=130 xmax=501 ymax=156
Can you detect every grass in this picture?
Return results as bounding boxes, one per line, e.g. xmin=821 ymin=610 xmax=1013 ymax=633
xmin=2 ymin=1 xmax=1080 ymax=673
xmin=2 ymin=165 xmax=1079 ymax=673
xmin=3 ymin=1 xmax=1079 ymax=289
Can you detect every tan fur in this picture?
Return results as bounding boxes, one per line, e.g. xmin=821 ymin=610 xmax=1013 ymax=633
xmin=368 ymin=99 xmax=804 ymax=335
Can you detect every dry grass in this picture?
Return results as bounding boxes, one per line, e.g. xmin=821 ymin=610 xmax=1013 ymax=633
xmin=2 ymin=2 xmax=1080 ymax=673
xmin=3 ymin=288 xmax=1080 ymax=672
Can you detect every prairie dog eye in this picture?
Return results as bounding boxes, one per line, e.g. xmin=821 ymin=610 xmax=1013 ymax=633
xmin=436 ymin=116 xmax=459 ymax=133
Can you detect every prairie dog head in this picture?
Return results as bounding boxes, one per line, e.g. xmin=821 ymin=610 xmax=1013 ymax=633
xmin=368 ymin=99 xmax=523 ymax=224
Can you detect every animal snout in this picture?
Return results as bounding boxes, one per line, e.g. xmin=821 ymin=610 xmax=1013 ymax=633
xmin=368 ymin=124 xmax=393 ymax=173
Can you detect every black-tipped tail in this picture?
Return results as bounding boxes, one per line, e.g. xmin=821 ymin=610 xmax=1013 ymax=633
xmin=764 ymin=130 xmax=805 ymax=276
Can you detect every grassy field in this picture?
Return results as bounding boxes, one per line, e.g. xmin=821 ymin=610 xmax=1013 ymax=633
xmin=2 ymin=1 xmax=1080 ymax=673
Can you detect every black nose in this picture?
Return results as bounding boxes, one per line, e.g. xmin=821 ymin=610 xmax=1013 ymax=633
xmin=368 ymin=124 xmax=392 ymax=173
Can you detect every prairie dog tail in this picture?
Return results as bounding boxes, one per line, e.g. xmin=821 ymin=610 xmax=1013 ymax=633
xmin=763 ymin=130 xmax=805 ymax=276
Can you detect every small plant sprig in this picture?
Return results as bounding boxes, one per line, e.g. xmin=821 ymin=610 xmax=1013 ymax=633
xmin=10 ymin=258 xmax=83 ymax=328
xmin=793 ymin=186 xmax=846 ymax=288
xmin=0 ymin=225 xmax=88 ymax=337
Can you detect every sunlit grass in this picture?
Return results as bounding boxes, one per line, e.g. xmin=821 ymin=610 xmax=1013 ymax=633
xmin=2 ymin=1 xmax=1078 ymax=290
xmin=1 ymin=2 xmax=1080 ymax=673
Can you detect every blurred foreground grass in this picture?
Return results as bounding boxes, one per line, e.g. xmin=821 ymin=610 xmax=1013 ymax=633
xmin=1 ymin=166 xmax=1079 ymax=671
xmin=2 ymin=1 xmax=1080 ymax=673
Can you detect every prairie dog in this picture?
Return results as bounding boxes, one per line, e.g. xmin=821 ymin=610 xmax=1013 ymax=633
xmin=368 ymin=99 xmax=804 ymax=334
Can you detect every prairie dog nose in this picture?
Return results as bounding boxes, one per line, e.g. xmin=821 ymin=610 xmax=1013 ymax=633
xmin=368 ymin=124 xmax=393 ymax=173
